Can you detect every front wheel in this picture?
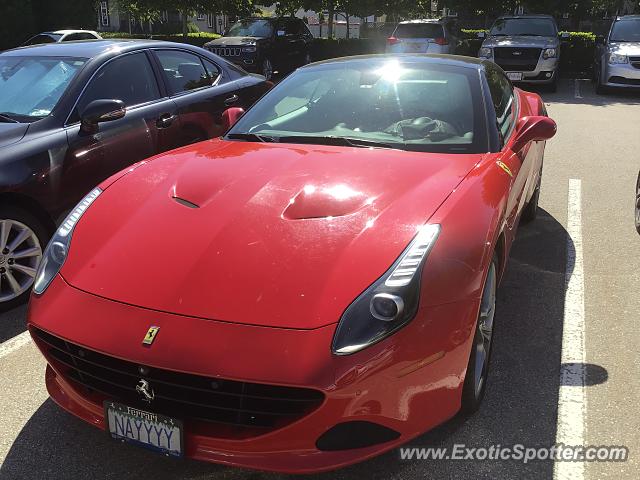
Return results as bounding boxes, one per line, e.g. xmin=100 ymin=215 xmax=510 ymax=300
xmin=460 ymin=255 xmax=498 ymax=414
xmin=0 ymin=207 xmax=47 ymax=312
xmin=261 ymin=57 xmax=273 ymax=81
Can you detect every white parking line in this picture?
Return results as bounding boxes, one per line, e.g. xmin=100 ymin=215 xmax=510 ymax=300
xmin=574 ymin=79 xmax=583 ymax=99
xmin=0 ymin=331 xmax=31 ymax=359
xmin=554 ymin=179 xmax=586 ymax=480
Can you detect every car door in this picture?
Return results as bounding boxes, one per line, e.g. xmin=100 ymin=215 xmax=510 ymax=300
xmin=486 ymin=65 xmax=532 ymax=231
xmin=63 ymin=50 xmax=181 ymax=200
xmin=152 ymin=48 xmax=247 ymax=143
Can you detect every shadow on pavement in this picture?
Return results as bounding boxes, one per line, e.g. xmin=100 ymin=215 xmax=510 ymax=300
xmin=529 ymin=78 xmax=640 ymax=107
xmin=0 ymin=304 xmax=28 ymax=344
xmin=0 ymin=209 xmax=608 ymax=480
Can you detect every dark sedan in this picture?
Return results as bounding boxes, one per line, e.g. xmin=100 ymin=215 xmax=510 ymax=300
xmin=0 ymin=39 xmax=270 ymax=310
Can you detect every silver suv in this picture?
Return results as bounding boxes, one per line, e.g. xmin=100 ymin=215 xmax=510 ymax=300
xmin=593 ymin=15 xmax=640 ymax=94
xmin=386 ymin=18 xmax=459 ymax=55
xmin=478 ymin=15 xmax=565 ymax=92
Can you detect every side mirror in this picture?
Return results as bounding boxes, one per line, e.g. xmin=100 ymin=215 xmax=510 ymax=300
xmin=595 ymin=34 xmax=605 ymax=45
xmin=80 ymin=99 xmax=125 ymax=133
xmin=511 ymin=116 xmax=557 ymax=152
xmin=222 ymin=107 xmax=245 ymax=132
xmin=560 ymin=32 xmax=570 ymax=39
xmin=477 ymin=31 xmax=486 ymax=39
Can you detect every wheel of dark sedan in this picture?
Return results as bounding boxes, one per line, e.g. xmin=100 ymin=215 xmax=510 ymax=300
xmin=262 ymin=57 xmax=273 ymax=81
xmin=461 ymin=254 xmax=498 ymax=414
xmin=0 ymin=207 xmax=47 ymax=312
xmin=635 ymin=172 xmax=640 ymax=234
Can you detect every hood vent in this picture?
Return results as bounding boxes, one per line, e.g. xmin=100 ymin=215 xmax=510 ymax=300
xmin=172 ymin=197 xmax=199 ymax=209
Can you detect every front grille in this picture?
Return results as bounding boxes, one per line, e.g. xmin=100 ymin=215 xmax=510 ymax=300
xmin=208 ymin=47 xmax=241 ymax=57
xmin=33 ymin=328 xmax=324 ymax=432
xmin=494 ymin=47 xmax=541 ymax=72
xmin=629 ymin=57 xmax=640 ymax=69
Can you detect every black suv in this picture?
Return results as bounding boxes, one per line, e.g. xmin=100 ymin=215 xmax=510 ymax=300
xmin=204 ymin=17 xmax=313 ymax=80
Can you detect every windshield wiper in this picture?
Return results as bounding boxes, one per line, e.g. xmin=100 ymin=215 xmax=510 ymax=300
xmin=520 ymin=33 xmax=543 ymax=36
xmin=226 ymin=132 xmax=277 ymax=143
xmin=0 ymin=112 xmax=19 ymax=123
xmin=277 ymin=135 xmax=398 ymax=149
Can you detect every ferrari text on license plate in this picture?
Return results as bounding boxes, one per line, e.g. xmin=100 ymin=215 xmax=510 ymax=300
xmin=507 ymin=72 xmax=523 ymax=81
xmin=104 ymin=401 xmax=183 ymax=457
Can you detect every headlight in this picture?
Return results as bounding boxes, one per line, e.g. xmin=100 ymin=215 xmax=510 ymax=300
xmin=33 ymin=188 xmax=102 ymax=295
xmin=542 ymin=48 xmax=557 ymax=59
xmin=608 ymin=53 xmax=628 ymax=64
xmin=332 ymin=224 xmax=441 ymax=355
xmin=478 ymin=47 xmax=493 ymax=59
xmin=242 ymin=46 xmax=257 ymax=53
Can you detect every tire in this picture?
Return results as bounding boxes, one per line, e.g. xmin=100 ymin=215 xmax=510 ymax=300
xmin=521 ymin=165 xmax=542 ymax=223
xmin=635 ymin=172 xmax=640 ymax=234
xmin=261 ymin=57 xmax=273 ymax=81
xmin=595 ymin=67 xmax=607 ymax=95
xmin=0 ymin=206 xmax=48 ymax=312
xmin=548 ymin=75 xmax=558 ymax=93
xmin=461 ymin=254 xmax=498 ymax=414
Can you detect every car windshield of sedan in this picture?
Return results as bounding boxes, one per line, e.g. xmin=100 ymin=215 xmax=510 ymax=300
xmin=228 ymin=60 xmax=486 ymax=153
xmin=0 ymin=56 xmax=86 ymax=121
xmin=490 ymin=18 xmax=557 ymax=37
xmin=610 ymin=19 xmax=640 ymax=42
xmin=226 ymin=20 xmax=273 ymax=38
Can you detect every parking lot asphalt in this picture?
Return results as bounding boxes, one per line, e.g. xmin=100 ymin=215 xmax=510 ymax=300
xmin=1 ymin=78 xmax=639 ymax=480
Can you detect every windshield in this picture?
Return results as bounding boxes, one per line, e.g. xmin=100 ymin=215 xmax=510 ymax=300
xmin=610 ymin=19 xmax=640 ymax=42
xmin=490 ymin=18 xmax=557 ymax=37
xmin=24 ymin=34 xmax=61 ymax=46
xmin=394 ymin=23 xmax=444 ymax=39
xmin=227 ymin=60 xmax=487 ymax=154
xmin=226 ymin=19 xmax=273 ymax=38
xmin=0 ymin=56 xmax=86 ymax=120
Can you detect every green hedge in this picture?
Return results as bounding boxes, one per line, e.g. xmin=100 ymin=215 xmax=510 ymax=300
xmin=99 ymin=31 xmax=221 ymax=48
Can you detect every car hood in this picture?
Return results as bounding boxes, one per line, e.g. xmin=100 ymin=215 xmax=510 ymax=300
xmin=207 ymin=36 xmax=265 ymax=46
xmin=0 ymin=123 xmax=29 ymax=148
xmin=483 ymin=35 xmax=558 ymax=49
xmin=62 ymin=140 xmax=483 ymax=329
xmin=609 ymin=42 xmax=640 ymax=56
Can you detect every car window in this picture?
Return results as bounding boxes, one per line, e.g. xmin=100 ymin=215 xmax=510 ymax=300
xmin=610 ymin=19 xmax=640 ymax=42
xmin=394 ymin=24 xmax=444 ymax=39
xmin=155 ymin=50 xmax=217 ymax=94
xmin=490 ymin=18 xmax=557 ymax=37
xmin=485 ymin=65 xmax=515 ymax=143
xmin=0 ymin=56 xmax=86 ymax=119
xmin=75 ymin=52 xmax=159 ymax=118
xmin=229 ymin=60 xmax=487 ymax=154
xmin=227 ymin=19 xmax=273 ymax=38
xmin=24 ymin=34 xmax=60 ymax=45
xmin=202 ymin=58 xmax=222 ymax=84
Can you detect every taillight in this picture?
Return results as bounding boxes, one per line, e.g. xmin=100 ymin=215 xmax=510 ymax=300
xmin=434 ymin=37 xmax=449 ymax=46
xmin=387 ymin=36 xmax=399 ymax=45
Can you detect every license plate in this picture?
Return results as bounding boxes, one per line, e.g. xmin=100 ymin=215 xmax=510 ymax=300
xmin=507 ymin=72 xmax=523 ymax=81
xmin=104 ymin=401 xmax=183 ymax=457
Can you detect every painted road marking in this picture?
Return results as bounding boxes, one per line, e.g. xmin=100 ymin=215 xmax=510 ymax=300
xmin=554 ymin=179 xmax=586 ymax=480
xmin=0 ymin=331 xmax=31 ymax=359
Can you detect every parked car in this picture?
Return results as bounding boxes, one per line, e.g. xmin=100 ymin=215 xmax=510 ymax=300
xmin=204 ymin=17 xmax=313 ymax=80
xmin=593 ymin=15 xmax=640 ymax=94
xmin=22 ymin=30 xmax=102 ymax=46
xmin=0 ymin=39 xmax=270 ymax=310
xmin=28 ymin=54 xmax=556 ymax=472
xmin=478 ymin=14 xmax=567 ymax=92
xmin=386 ymin=18 xmax=460 ymax=54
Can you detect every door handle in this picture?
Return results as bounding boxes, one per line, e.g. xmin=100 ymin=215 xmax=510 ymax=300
xmin=224 ymin=94 xmax=239 ymax=106
xmin=156 ymin=113 xmax=176 ymax=128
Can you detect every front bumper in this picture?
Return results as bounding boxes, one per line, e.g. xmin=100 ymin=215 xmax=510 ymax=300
xmin=491 ymin=56 xmax=559 ymax=84
xmin=28 ymin=275 xmax=479 ymax=473
xmin=207 ymin=47 xmax=260 ymax=72
xmin=602 ymin=62 xmax=640 ymax=88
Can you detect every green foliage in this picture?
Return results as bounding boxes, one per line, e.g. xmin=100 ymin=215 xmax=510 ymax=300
xmin=99 ymin=31 xmax=221 ymax=46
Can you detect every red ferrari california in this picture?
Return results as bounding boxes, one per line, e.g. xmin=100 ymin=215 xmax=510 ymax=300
xmin=28 ymin=55 xmax=556 ymax=472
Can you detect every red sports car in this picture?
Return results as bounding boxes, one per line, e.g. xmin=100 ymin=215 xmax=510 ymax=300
xmin=28 ymin=55 xmax=556 ymax=473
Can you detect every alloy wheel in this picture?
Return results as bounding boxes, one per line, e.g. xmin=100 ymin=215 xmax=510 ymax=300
xmin=262 ymin=58 xmax=273 ymax=81
xmin=0 ymin=219 xmax=43 ymax=303
xmin=473 ymin=261 xmax=497 ymax=399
